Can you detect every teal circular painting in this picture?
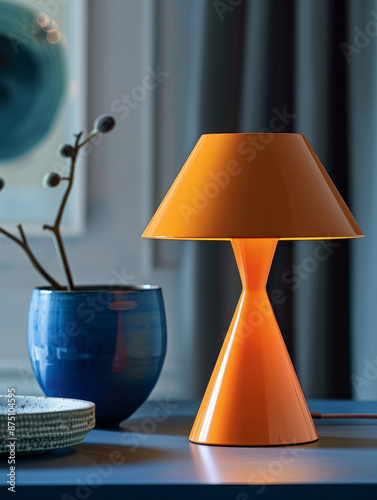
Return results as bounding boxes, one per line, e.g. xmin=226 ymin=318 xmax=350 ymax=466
xmin=0 ymin=2 xmax=66 ymax=160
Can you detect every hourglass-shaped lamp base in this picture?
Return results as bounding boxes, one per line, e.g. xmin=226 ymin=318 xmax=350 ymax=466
xmin=189 ymin=238 xmax=319 ymax=446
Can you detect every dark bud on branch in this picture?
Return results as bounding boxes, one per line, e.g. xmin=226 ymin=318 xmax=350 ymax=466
xmin=0 ymin=178 xmax=4 ymax=191
xmin=43 ymin=172 xmax=61 ymax=188
xmin=59 ymin=144 xmax=75 ymax=158
xmin=94 ymin=115 xmax=116 ymax=133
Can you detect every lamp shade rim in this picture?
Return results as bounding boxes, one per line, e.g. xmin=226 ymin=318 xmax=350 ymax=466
xmin=141 ymin=234 xmax=365 ymax=241
xmin=199 ymin=132 xmax=306 ymax=136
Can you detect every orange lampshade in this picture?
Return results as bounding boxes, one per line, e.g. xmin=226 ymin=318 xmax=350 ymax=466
xmin=142 ymin=133 xmax=363 ymax=240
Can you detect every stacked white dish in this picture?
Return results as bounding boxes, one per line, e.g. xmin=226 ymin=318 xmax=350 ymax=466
xmin=0 ymin=395 xmax=95 ymax=454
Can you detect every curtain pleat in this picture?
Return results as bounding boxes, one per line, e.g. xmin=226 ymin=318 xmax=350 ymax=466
xmin=349 ymin=0 xmax=377 ymax=400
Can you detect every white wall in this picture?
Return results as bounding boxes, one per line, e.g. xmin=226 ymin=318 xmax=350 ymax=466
xmin=0 ymin=0 xmax=184 ymax=399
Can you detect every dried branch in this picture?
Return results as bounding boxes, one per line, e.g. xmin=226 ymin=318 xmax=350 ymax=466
xmin=42 ymin=132 xmax=83 ymax=290
xmin=0 ymin=225 xmax=63 ymax=289
xmin=0 ymin=115 xmax=115 ymax=290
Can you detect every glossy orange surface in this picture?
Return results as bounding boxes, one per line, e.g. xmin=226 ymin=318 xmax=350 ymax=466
xmin=142 ymin=133 xmax=362 ymax=446
xmin=142 ymin=133 xmax=363 ymax=240
xmin=189 ymin=239 xmax=318 ymax=446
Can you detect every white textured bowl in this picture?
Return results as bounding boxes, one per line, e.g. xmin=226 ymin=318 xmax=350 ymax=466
xmin=0 ymin=395 xmax=95 ymax=454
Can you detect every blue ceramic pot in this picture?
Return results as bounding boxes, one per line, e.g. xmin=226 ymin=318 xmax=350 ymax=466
xmin=27 ymin=286 xmax=166 ymax=427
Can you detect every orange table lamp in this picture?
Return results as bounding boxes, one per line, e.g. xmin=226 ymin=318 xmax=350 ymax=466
xmin=142 ymin=133 xmax=364 ymax=446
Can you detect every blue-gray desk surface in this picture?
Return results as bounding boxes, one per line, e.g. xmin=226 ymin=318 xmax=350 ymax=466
xmin=1 ymin=399 xmax=377 ymax=499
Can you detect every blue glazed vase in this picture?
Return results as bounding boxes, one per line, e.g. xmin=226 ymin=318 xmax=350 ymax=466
xmin=27 ymin=285 xmax=166 ymax=427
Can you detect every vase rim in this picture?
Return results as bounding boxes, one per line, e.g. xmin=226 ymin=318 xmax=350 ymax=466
xmin=33 ymin=284 xmax=161 ymax=293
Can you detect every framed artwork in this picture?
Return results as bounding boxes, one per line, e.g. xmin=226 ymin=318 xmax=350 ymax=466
xmin=0 ymin=0 xmax=87 ymax=235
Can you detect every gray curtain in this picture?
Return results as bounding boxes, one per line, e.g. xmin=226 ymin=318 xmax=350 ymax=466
xmin=155 ymin=0 xmax=377 ymax=400
xmin=349 ymin=0 xmax=377 ymax=400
